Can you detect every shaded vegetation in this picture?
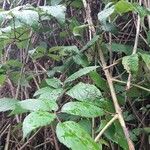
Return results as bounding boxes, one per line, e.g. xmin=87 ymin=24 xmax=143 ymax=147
xmin=0 ymin=0 xmax=150 ymax=150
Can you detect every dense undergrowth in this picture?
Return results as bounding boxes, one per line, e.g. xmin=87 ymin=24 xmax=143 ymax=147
xmin=0 ymin=0 xmax=150 ymax=150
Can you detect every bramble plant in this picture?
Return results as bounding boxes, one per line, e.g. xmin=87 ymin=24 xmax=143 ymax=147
xmin=0 ymin=0 xmax=150 ymax=150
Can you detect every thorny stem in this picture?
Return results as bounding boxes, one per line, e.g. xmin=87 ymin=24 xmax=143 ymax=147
xmin=82 ymin=0 xmax=135 ymax=149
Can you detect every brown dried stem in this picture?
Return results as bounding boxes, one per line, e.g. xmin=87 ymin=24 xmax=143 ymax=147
xmin=82 ymin=0 xmax=135 ymax=149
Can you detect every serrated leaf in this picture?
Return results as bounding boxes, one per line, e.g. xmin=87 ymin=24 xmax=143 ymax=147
xmin=39 ymin=88 xmax=63 ymax=100
xmin=140 ymin=53 xmax=150 ymax=70
xmin=66 ymin=82 xmax=102 ymax=101
xmin=64 ymin=66 xmax=99 ymax=83
xmin=34 ymin=87 xmax=63 ymax=101
xmin=34 ymin=87 xmax=54 ymax=96
xmin=45 ymin=78 xmax=62 ymax=88
xmin=39 ymin=5 xmax=66 ymax=23
xmin=18 ymin=99 xmax=58 ymax=112
xmin=0 ymin=98 xmax=18 ymax=112
xmin=122 ymin=54 xmax=139 ymax=75
xmin=61 ymin=102 xmax=104 ymax=118
xmin=23 ymin=111 xmax=55 ymax=138
xmin=56 ymin=121 xmax=100 ymax=150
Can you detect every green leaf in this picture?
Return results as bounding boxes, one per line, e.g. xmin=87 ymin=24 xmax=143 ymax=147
xmin=34 ymin=87 xmax=63 ymax=101
xmin=91 ymin=98 xmax=115 ymax=113
xmin=73 ymin=54 xmax=89 ymax=67
xmin=9 ymin=104 xmax=27 ymax=115
xmin=115 ymin=0 xmax=134 ymax=14
xmin=64 ymin=66 xmax=99 ymax=83
xmin=34 ymin=87 xmax=54 ymax=96
xmin=78 ymin=119 xmax=92 ymax=135
xmin=9 ymin=72 xmax=21 ymax=84
xmin=51 ymin=0 xmax=62 ymax=5
xmin=39 ymin=5 xmax=66 ymax=23
xmin=23 ymin=111 xmax=55 ymax=138
xmin=18 ymin=99 xmax=58 ymax=112
xmin=59 ymin=46 xmax=79 ymax=56
xmin=11 ymin=9 xmax=39 ymax=28
xmin=61 ymin=102 xmax=104 ymax=118
xmin=45 ymin=78 xmax=62 ymax=88
xmin=143 ymin=127 xmax=150 ymax=134
xmin=122 ymin=54 xmax=139 ymax=75
xmin=0 ymin=11 xmax=8 ymax=23
xmin=98 ymin=119 xmax=128 ymax=149
xmin=48 ymin=53 xmax=61 ymax=61
xmin=106 ymin=43 xmax=144 ymax=55
xmin=98 ymin=119 xmax=116 ymax=143
xmin=81 ymin=35 xmax=100 ymax=52
xmin=56 ymin=121 xmax=100 ymax=150
xmin=39 ymin=88 xmax=63 ymax=100
xmin=90 ymin=71 xmax=108 ymax=91
xmin=6 ymin=59 xmax=23 ymax=68
xmin=115 ymin=0 xmax=150 ymax=17
xmin=0 ymin=74 xmax=6 ymax=86
xmin=123 ymin=111 xmax=135 ymax=121
xmin=140 ymin=53 xmax=150 ymax=70
xmin=133 ymin=3 xmax=150 ymax=18
xmin=49 ymin=46 xmax=79 ymax=56
xmin=107 ymin=43 xmax=132 ymax=55
xmin=127 ymin=87 xmax=141 ymax=98
xmin=101 ymin=22 xmax=118 ymax=33
xmin=114 ymin=121 xmax=128 ymax=150
xmin=70 ymin=0 xmax=83 ymax=8
xmin=0 ymin=98 xmax=18 ymax=112
xmin=130 ymin=128 xmax=143 ymax=142
xmin=73 ymin=24 xmax=88 ymax=36
xmin=98 ymin=4 xmax=114 ymax=24
xmin=66 ymin=82 xmax=102 ymax=101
